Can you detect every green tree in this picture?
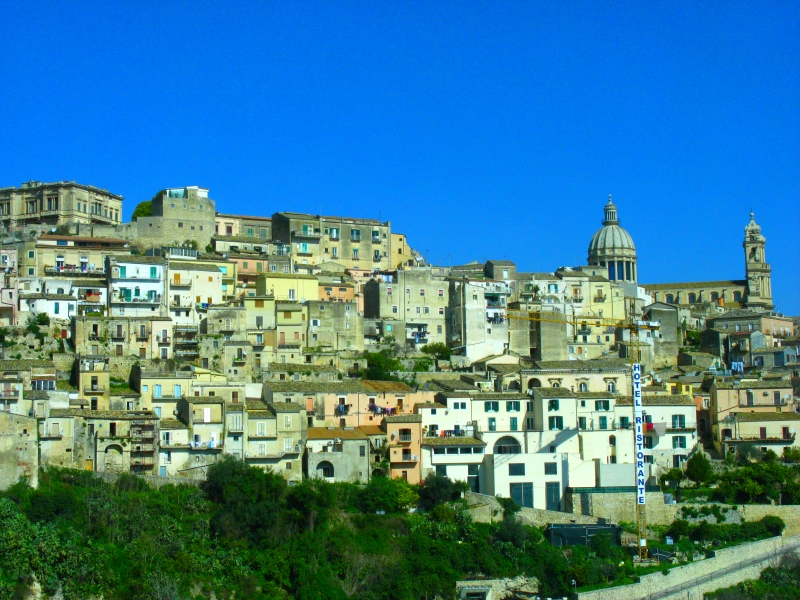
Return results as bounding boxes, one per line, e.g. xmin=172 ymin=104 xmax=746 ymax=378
xmin=660 ymin=468 xmax=686 ymax=501
xmin=420 ymin=342 xmax=452 ymax=370
xmin=361 ymin=351 xmax=401 ymax=381
xmin=418 ymin=472 xmax=455 ymax=511
xmin=686 ymin=451 xmax=713 ymax=486
xmin=360 ymin=476 xmax=418 ymax=513
xmin=131 ymin=200 xmax=152 ymax=220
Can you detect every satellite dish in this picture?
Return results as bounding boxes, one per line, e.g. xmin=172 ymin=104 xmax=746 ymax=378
xmin=51 ymin=228 xmax=57 ymax=233
xmin=222 ymin=254 xmax=227 ymax=259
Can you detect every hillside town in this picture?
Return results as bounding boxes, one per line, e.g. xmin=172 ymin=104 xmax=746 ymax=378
xmin=0 ymin=179 xmax=797 ymax=515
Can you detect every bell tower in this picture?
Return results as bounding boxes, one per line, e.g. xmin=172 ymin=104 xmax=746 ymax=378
xmin=743 ymin=212 xmax=773 ymax=310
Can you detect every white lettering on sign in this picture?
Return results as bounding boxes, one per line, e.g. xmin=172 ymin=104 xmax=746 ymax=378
xmin=632 ymin=363 xmax=646 ymax=504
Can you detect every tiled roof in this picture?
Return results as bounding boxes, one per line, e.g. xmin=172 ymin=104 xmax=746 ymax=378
xmin=414 ymin=402 xmax=448 ymax=409
xmin=714 ymin=380 xmax=793 ymax=390
xmin=488 ymin=364 xmax=521 ymax=374
xmin=431 ymin=379 xmax=479 ymax=391
xmin=213 ymin=235 xmax=270 ymax=243
xmin=574 ymin=392 xmax=616 ymax=399
xmin=361 ymin=380 xmax=413 ymax=393
xmin=21 ymin=293 xmax=76 ymax=300
xmin=50 ymin=409 xmax=157 ymax=419
xmin=307 ymin=427 xmax=368 ymax=440
xmin=733 ymin=412 xmax=800 ymax=422
xmin=270 ymin=402 xmax=303 ymax=413
xmin=616 ymin=394 xmax=695 ymax=406
xmin=158 ymin=419 xmax=187 ymax=429
xmin=534 ymin=388 xmax=577 ymax=398
xmin=265 ymin=381 xmax=367 ymax=394
xmin=0 ymin=360 xmax=55 ymax=370
xmin=168 ymin=261 xmax=224 ymax=273
xmin=385 ymin=414 xmax=422 ymax=423
xmin=358 ymin=425 xmax=385 ymax=436
xmin=422 ymin=436 xmax=486 ymax=447
xmin=186 ymin=396 xmax=226 ymax=404
xmin=266 ymin=363 xmax=337 ymax=373
xmin=528 ymin=359 xmax=630 ymax=371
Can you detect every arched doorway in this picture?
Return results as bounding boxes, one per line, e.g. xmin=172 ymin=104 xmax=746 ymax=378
xmin=527 ymin=378 xmax=542 ymax=390
xmin=104 ymin=445 xmax=124 ymax=473
xmin=317 ymin=461 xmax=334 ymax=479
xmin=494 ymin=436 xmax=521 ymax=455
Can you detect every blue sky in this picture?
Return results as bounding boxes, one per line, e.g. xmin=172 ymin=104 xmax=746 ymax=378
xmin=1 ymin=1 xmax=798 ymax=313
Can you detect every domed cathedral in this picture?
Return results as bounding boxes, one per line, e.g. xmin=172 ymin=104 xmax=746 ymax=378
xmin=641 ymin=211 xmax=773 ymax=311
xmin=587 ymin=195 xmax=638 ymax=283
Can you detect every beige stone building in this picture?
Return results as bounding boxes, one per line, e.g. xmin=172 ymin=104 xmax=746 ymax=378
xmin=129 ymin=186 xmax=217 ymax=250
xmin=72 ymin=316 xmax=174 ymax=359
xmin=306 ymin=427 xmax=371 ymax=483
xmin=271 ymin=212 xmax=393 ymax=270
xmin=240 ymin=400 xmax=306 ymax=482
xmin=0 ymin=180 xmax=122 ymax=231
xmin=166 ymin=261 xmax=224 ymax=326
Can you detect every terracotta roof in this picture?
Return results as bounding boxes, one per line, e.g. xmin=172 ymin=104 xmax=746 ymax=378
xmin=527 ymin=359 xmax=630 ymax=371
xmin=307 ymin=427 xmax=368 ymax=440
xmin=358 ymin=425 xmax=384 ymax=436
xmin=414 ymin=402 xmax=447 ymax=410
xmin=361 ymin=380 xmax=413 ymax=393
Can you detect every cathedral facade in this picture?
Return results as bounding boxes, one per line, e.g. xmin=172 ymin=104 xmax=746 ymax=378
xmin=586 ymin=198 xmax=773 ymax=311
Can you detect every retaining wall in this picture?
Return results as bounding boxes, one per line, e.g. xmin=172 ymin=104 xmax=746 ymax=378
xmin=578 ymin=535 xmax=800 ymax=600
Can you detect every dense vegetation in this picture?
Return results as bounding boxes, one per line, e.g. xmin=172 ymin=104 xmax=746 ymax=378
xmin=0 ymin=463 xmax=787 ymax=599
xmin=705 ymin=552 xmax=800 ymax=599
xmin=670 ymin=448 xmax=800 ymax=505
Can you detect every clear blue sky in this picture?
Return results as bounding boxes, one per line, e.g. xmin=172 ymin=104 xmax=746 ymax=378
xmin=1 ymin=1 xmax=798 ymax=313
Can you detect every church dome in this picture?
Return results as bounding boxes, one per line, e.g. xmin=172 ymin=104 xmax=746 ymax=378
xmin=587 ymin=195 xmax=638 ymax=283
xmin=587 ymin=196 xmax=636 ymax=256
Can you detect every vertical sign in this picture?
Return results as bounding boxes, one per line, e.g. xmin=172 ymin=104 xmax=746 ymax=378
xmin=632 ymin=363 xmax=646 ymax=505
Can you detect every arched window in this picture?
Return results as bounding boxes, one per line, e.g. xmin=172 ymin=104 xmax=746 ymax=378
xmin=688 ymin=293 xmax=697 ymax=303
xmin=710 ymin=292 xmax=719 ymax=302
xmin=665 ymin=294 xmax=674 ymax=304
xmin=317 ymin=461 xmax=334 ymax=478
xmin=733 ymin=291 xmax=742 ymax=302
xmin=607 ymin=381 xmax=616 ymax=393
xmin=527 ymin=378 xmax=542 ymax=389
xmin=552 ymin=382 xmax=560 ymax=388
xmin=494 ymin=436 xmax=521 ymax=455
xmin=609 ymin=435 xmax=616 ymax=447
xmin=579 ymin=382 xmax=588 ymax=392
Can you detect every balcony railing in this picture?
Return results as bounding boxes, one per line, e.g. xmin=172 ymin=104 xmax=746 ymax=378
xmin=136 ymin=333 xmax=149 ymax=341
xmin=156 ymin=335 xmax=171 ymax=344
xmin=724 ymin=434 xmax=795 ymax=444
xmin=83 ymin=386 xmax=106 ymax=394
xmin=170 ymin=278 xmax=192 ymax=287
xmin=398 ymin=434 xmax=412 ymax=442
xmin=398 ymin=454 xmax=419 ymax=462
xmin=372 ymin=237 xmax=381 ymax=244
xmin=739 ymin=401 xmax=787 ymax=408
xmin=292 ymin=229 xmax=321 ymax=238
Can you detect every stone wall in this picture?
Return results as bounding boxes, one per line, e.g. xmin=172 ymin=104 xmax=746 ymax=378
xmin=90 ymin=470 xmax=203 ymax=488
xmin=578 ymin=535 xmax=800 ymax=600
xmin=0 ymin=412 xmax=38 ymax=490
xmin=466 ymin=492 xmax=601 ymax=526
xmin=51 ymin=352 xmax=76 ymax=378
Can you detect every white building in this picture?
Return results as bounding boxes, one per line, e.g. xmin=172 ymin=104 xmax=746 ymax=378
xmin=107 ymin=256 xmax=166 ymax=317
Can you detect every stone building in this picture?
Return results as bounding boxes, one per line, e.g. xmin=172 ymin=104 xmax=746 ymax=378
xmin=0 ymin=180 xmax=122 ymax=231
xmin=271 ymin=212 xmax=393 ymax=270
xmin=128 ymin=186 xmax=216 ymax=250
xmin=214 ymin=213 xmax=272 ymax=240
xmin=0 ymin=411 xmax=38 ymax=490
xmin=72 ymin=315 xmax=174 ymax=359
xmin=306 ymin=427 xmax=371 ymax=483
xmin=107 ymin=255 xmax=167 ymax=317
xmin=364 ymin=268 xmax=449 ymax=348
xmin=307 ymin=300 xmax=363 ymax=353
xmin=448 ymin=278 xmax=510 ymax=361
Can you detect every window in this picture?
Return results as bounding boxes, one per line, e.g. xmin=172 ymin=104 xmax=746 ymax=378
xmin=484 ymin=401 xmax=499 ymax=412
xmin=509 ymin=463 xmax=525 ymax=476
xmin=673 ymin=436 xmax=687 ymax=449
xmin=510 ymin=482 xmax=533 ymax=508
xmin=545 ymin=482 xmax=560 ymax=511
xmin=438 ymin=289 xmax=444 ymax=297
xmin=671 ymin=415 xmax=686 ymax=428
xmin=548 ymin=416 xmax=564 ymax=430
xmin=387 ymin=287 xmax=392 ymax=295
xmin=506 ymin=401 xmax=520 ymax=412
xmin=544 ymin=462 xmax=557 ymax=475
xmin=578 ymin=417 xmax=586 ymax=430
xmin=510 ymin=417 xmax=518 ymax=431
xmin=595 ymin=400 xmax=610 ymax=411
xmin=607 ymin=381 xmax=616 ymax=393
xmin=548 ymin=399 xmax=559 ymax=411
xmin=598 ymin=416 xmax=607 ymax=429
xmin=438 ymin=307 xmax=444 ymax=315
xmin=644 ymin=436 xmax=654 ymax=449
xmin=150 ymin=267 xmax=157 ymax=278
xmin=488 ymin=418 xmax=496 ymax=432
xmin=392 ymin=305 xmax=398 ymax=314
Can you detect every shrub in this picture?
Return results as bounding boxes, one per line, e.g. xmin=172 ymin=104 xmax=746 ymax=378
xmin=686 ymin=452 xmax=713 ymax=485
xmin=418 ymin=473 xmax=456 ymax=511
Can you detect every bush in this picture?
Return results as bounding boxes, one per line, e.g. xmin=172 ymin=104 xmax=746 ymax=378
xmin=497 ymin=496 xmax=520 ymax=518
xmin=686 ymin=452 xmax=713 ymax=485
xmin=418 ymin=473 xmax=455 ymax=511
xmin=360 ymin=475 xmax=419 ymax=513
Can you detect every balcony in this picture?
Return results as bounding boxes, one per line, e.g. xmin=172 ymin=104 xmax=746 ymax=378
xmin=571 ymin=296 xmax=584 ymax=303
xmin=398 ymin=434 xmax=413 ymax=443
xmin=594 ymin=295 xmax=607 ymax=303
xmin=174 ymin=338 xmax=199 ymax=345
xmin=83 ymin=386 xmax=106 ymax=394
xmin=371 ymin=237 xmax=381 ymax=244
xmin=135 ymin=333 xmax=149 ymax=341
xmin=292 ymin=229 xmax=321 ymax=238
xmin=232 ymin=355 xmax=247 ymax=364
xmin=397 ymin=454 xmax=419 ymax=463
xmin=156 ymin=335 xmax=171 ymax=344
xmin=170 ymin=278 xmax=192 ymax=287
xmin=372 ymin=256 xmax=382 ymax=262
xmin=739 ymin=401 xmax=787 ymax=408
xmin=175 ymin=324 xmax=199 ymax=332
xmin=110 ymin=333 xmax=125 ymax=341
xmin=113 ymin=295 xmax=162 ymax=304
xmin=667 ymin=423 xmax=696 ymax=432
xmin=45 ymin=267 xmax=106 ymax=276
